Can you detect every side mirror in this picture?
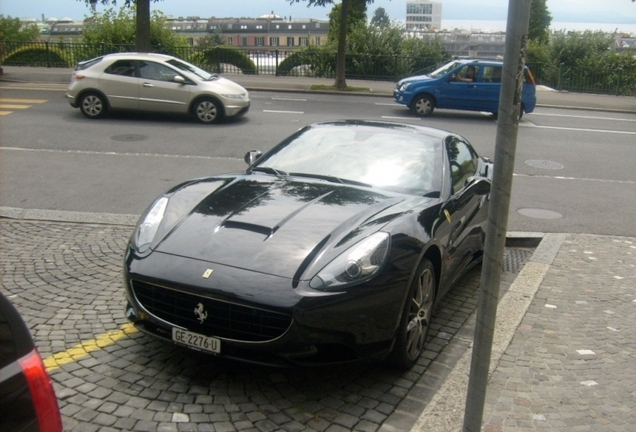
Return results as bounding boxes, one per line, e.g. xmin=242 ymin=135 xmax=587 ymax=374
xmin=464 ymin=176 xmax=491 ymax=196
xmin=173 ymin=75 xmax=186 ymax=84
xmin=244 ymin=150 xmax=263 ymax=166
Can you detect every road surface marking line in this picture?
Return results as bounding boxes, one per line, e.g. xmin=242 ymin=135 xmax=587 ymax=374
xmin=0 ymin=97 xmax=48 ymax=104
xmin=263 ymin=109 xmax=304 ymax=114
xmin=43 ymin=323 xmax=139 ymax=372
xmin=0 ymin=104 xmax=31 ymax=109
xmin=271 ymin=97 xmax=307 ymax=102
xmin=0 ymin=111 xmax=12 ymax=116
xmin=521 ymin=123 xmax=636 ymax=135
xmin=530 ymin=112 xmax=636 ymax=122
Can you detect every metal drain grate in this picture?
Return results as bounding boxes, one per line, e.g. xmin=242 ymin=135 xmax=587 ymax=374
xmin=517 ymin=208 xmax=563 ymax=219
xmin=503 ymin=248 xmax=534 ymax=273
xmin=525 ymin=160 xmax=564 ymax=170
xmin=111 ymin=134 xmax=148 ymax=142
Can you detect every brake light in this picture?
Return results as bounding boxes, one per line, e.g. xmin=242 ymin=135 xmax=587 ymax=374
xmin=18 ymin=349 xmax=63 ymax=432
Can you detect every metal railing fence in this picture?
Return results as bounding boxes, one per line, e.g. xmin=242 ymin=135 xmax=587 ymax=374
xmin=2 ymin=41 xmax=635 ymax=96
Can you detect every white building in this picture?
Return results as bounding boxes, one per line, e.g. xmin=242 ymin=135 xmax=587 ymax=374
xmin=406 ymin=1 xmax=442 ymax=31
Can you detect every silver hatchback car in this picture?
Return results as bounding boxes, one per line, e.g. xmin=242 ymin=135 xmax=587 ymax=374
xmin=66 ymin=52 xmax=250 ymax=124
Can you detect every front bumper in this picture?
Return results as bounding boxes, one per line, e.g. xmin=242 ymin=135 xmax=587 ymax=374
xmin=124 ymin=249 xmax=407 ymax=366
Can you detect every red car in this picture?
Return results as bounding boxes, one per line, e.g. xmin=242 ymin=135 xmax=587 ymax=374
xmin=0 ymin=291 xmax=63 ymax=432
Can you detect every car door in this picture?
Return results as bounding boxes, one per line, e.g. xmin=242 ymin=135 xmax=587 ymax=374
xmin=438 ymin=136 xmax=486 ymax=291
xmin=137 ymin=60 xmax=192 ymax=114
xmin=436 ymin=65 xmax=480 ymax=110
xmin=99 ymin=59 xmax=140 ymax=110
xmin=477 ymin=65 xmax=503 ymax=113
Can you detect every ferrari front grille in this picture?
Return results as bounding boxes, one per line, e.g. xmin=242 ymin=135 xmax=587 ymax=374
xmin=131 ymin=280 xmax=292 ymax=342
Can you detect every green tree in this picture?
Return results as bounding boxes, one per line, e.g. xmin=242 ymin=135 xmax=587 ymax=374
xmin=80 ymin=0 xmax=161 ymax=52
xmin=197 ymin=27 xmax=224 ymax=49
xmin=0 ymin=15 xmax=40 ymax=42
xmin=528 ymin=0 xmax=552 ymax=44
xmin=327 ymin=0 xmax=367 ymax=42
xmin=370 ymin=7 xmax=390 ymax=27
xmin=81 ymin=6 xmax=184 ymax=52
xmin=289 ymin=0 xmax=379 ymax=90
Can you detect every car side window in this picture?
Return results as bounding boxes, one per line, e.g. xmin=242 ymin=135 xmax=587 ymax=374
xmin=105 ymin=60 xmax=136 ymax=77
xmin=453 ymin=65 xmax=479 ymax=83
xmin=138 ymin=61 xmax=178 ymax=82
xmin=447 ymin=137 xmax=477 ymax=194
xmin=483 ymin=66 xmax=502 ymax=83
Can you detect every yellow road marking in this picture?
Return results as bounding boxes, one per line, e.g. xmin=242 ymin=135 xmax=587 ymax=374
xmin=43 ymin=323 xmax=139 ymax=372
xmin=0 ymin=104 xmax=31 ymax=109
xmin=0 ymin=111 xmax=13 ymax=115
xmin=0 ymin=97 xmax=48 ymax=103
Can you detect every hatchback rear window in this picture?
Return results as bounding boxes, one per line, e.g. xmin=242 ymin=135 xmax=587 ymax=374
xmin=75 ymin=57 xmax=103 ymax=71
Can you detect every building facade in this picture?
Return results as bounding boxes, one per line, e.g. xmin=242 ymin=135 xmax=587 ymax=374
xmin=405 ymin=1 xmax=442 ymax=31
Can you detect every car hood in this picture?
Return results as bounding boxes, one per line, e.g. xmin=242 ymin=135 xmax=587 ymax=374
xmin=197 ymin=76 xmax=248 ymax=95
xmin=154 ymin=175 xmax=421 ymax=279
xmin=398 ymin=74 xmax=434 ymax=86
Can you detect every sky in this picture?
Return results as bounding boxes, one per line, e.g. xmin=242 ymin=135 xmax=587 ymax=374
xmin=1 ymin=0 xmax=635 ymax=26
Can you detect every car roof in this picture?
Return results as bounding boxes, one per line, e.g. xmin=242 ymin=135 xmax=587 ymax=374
xmin=455 ymin=58 xmax=504 ymax=66
xmin=102 ymin=52 xmax=176 ymax=62
xmin=310 ymin=119 xmax=456 ymax=141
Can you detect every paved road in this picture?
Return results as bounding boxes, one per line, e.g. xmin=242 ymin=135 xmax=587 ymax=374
xmin=1 ymin=67 xmax=636 ymax=431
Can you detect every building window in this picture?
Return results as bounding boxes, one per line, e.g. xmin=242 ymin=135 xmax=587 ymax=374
xmin=315 ymin=23 xmax=321 ymax=29
xmin=288 ymin=24 xmax=292 ymax=29
xmin=187 ymin=37 xmax=194 ymax=46
xmin=256 ymin=25 xmax=263 ymax=29
xmin=287 ymin=37 xmax=294 ymax=46
xmin=270 ymin=37 xmax=279 ymax=46
xmin=315 ymin=36 xmax=321 ymax=45
xmin=242 ymin=37 xmax=248 ymax=46
xmin=255 ymin=37 xmax=264 ymax=46
xmin=227 ymin=37 xmax=233 ymax=45
xmin=302 ymin=25 xmax=306 ymax=29
xmin=299 ymin=37 xmax=308 ymax=46
xmin=227 ymin=23 xmax=233 ymax=29
xmin=241 ymin=25 xmax=247 ymax=29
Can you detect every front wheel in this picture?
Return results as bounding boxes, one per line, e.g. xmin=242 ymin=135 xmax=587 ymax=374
xmin=410 ymin=95 xmax=435 ymax=117
xmin=387 ymin=259 xmax=436 ymax=369
xmin=193 ymin=98 xmax=222 ymax=124
xmin=79 ymin=92 xmax=107 ymax=119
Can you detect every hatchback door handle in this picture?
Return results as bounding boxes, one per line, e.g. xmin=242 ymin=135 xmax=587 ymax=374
xmin=142 ymin=82 xmax=154 ymax=87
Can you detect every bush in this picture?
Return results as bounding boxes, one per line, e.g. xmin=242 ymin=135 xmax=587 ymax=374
xmin=201 ymin=47 xmax=257 ymax=75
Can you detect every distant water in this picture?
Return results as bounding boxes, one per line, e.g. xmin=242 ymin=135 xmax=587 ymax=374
xmin=441 ymin=19 xmax=636 ymax=34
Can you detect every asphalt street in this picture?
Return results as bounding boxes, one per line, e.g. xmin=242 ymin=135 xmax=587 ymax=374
xmin=1 ymin=67 xmax=636 ymax=432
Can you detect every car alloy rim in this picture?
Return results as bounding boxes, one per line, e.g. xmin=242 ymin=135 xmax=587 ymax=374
xmin=83 ymin=95 xmax=102 ymax=116
xmin=406 ymin=267 xmax=434 ymax=360
xmin=415 ymin=98 xmax=431 ymax=115
xmin=196 ymin=101 xmax=217 ymax=122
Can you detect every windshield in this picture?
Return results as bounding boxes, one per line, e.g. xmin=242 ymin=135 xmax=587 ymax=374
xmin=253 ymin=123 xmax=443 ymax=196
xmin=428 ymin=60 xmax=463 ymax=78
xmin=166 ymin=58 xmax=217 ymax=80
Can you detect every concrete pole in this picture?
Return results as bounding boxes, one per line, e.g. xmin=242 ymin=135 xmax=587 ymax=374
xmin=462 ymin=1 xmax=532 ymax=431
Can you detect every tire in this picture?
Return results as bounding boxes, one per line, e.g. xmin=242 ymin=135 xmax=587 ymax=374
xmin=193 ymin=98 xmax=222 ymax=124
xmin=387 ymin=258 xmax=436 ymax=369
xmin=410 ymin=95 xmax=435 ymax=117
xmin=79 ymin=92 xmax=107 ymax=119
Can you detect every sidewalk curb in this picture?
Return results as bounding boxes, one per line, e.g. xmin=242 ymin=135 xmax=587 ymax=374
xmin=407 ymin=232 xmax=565 ymax=431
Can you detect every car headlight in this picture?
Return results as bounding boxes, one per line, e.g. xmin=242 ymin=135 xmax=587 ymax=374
xmin=222 ymin=93 xmax=247 ymax=100
xmin=133 ymin=196 xmax=168 ymax=253
xmin=309 ymin=232 xmax=390 ymax=291
xmin=399 ymin=82 xmax=411 ymax=92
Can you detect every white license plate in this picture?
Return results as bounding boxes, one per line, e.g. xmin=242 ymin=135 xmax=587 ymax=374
xmin=172 ymin=328 xmax=220 ymax=354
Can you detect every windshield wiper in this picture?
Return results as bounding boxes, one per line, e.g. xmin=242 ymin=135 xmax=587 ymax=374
xmin=251 ymin=166 xmax=288 ymax=177
xmin=289 ymin=172 xmax=372 ymax=188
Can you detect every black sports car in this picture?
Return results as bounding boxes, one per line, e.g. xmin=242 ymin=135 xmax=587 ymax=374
xmin=124 ymin=120 xmax=492 ymax=369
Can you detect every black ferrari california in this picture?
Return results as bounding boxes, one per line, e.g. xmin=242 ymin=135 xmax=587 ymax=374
xmin=124 ymin=120 xmax=492 ymax=369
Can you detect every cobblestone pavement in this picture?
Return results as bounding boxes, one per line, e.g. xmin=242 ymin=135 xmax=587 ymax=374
xmin=482 ymin=234 xmax=636 ymax=432
xmin=0 ymin=218 xmax=526 ymax=432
